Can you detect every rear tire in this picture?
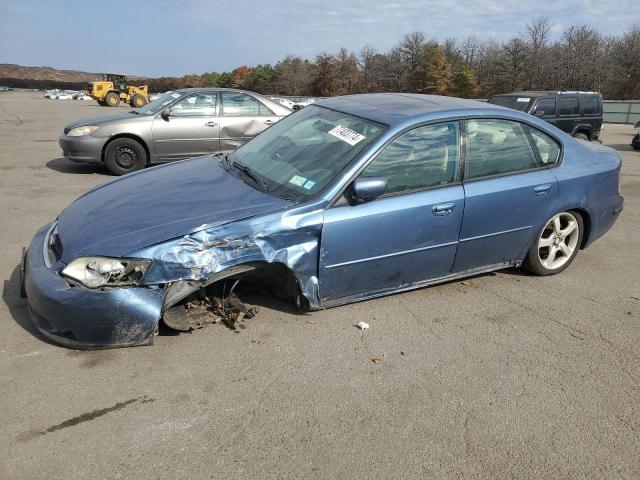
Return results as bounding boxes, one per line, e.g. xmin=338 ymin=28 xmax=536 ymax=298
xmin=573 ymin=132 xmax=589 ymax=141
xmin=130 ymin=94 xmax=146 ymax=108
xmin=104 ymin=138 xmax=147 ymax=176
xmin=523 ymin=211 xmax=583 ymax=276
xmin=105 ymin=92 xmax=120 ymax=107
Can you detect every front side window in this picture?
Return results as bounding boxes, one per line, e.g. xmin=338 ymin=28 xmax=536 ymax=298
xmin=464 ymin=119 xmax=539 ymax=180
xmin=558 ymin=97 xmax=579 ymax=116
xmin=362 ymin=122 xmax=460 ymax=194
xmin=580 ymin=96 xmax=599 ymax=115
xmin=533 ymin=98 xmax=556 ymax=117
xmin=221 ymin=92 xmax=273 ymax=116
xmin=229 ymin=105 xmax=385 ymax=200
xmin=529 ymin=128 xmax=561 ymax=165
xmin=170 ymin=93 xmax=217 ymax=117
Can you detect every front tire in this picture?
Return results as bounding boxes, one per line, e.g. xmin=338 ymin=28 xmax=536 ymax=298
xmin=523 ymin=211 xmax=583 ymax=276
xmin=104 ymin=138 xmax=147 ymax=175
xmin=130 ymin=94 xmax=146 ymax=108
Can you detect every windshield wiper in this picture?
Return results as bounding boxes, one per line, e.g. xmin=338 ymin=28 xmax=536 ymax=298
xmin=231 ymin=160 xmax=269 ymax=193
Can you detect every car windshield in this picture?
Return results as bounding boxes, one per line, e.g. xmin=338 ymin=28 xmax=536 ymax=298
xmin=488 ymin=96 xmax=532 ymax=112
xmin=228 ymin=105 xmax=386 ymax=201
xmin=138 ymin=91 xmax=183 ymax=115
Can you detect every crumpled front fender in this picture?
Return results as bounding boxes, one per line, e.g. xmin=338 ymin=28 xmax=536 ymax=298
xmin=132 ymin=207 xmax=324 ymax=309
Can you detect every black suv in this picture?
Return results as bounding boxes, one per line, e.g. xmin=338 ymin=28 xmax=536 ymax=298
xmin=488 ymin=91 xmax=603 ymax=141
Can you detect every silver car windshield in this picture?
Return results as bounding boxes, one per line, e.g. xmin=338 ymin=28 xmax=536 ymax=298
xmin=138 ymin=91 xmax=183 ymax=115
xmin=228 ymin=105 xmax=385 ymax=200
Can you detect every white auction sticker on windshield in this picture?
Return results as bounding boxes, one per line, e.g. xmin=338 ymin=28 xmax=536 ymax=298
xmin=288 ymin=175 xmax=307 ymax=187
xmin=328 ymin=125 xmax=366 ymax=146
xmin=516 ymin=97 xmax=530 ymax=102
xmin=171 ymin=93 xmax=181 ymax=99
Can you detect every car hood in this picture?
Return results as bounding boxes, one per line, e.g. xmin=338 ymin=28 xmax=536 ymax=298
xmin=64 ymin=112 xmax=145 ymax=130
xmin=56 ymin=156 xmax=293 ymax=261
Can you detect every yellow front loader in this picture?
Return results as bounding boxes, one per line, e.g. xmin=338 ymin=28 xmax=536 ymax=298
xmin=87 ymin=74 xmax=149 ymax=108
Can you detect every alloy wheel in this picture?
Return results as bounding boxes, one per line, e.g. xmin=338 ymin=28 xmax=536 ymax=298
xmin=537 ymin=212 xmax=580 ymax=270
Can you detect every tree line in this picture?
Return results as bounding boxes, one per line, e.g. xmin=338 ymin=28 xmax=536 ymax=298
xmin=146 ymin=19 xmax=640 ymax=100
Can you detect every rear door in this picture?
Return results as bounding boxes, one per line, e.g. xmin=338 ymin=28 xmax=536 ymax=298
xmin=151 ymin=92 xmax=220 ymax=161
xmin=319 ymin=121 xmax=464 ymax=302
xmin=578 ymin=94 xmax=603 ymax=139
xmin=218 ymin=92 xmax=280 ymax=153
xmin=453 ymin=119 xmax=560 ymax=272
xmin=555 ymin=96 xmax=579 ymax=135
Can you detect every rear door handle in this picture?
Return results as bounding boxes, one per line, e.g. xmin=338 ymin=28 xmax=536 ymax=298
xmin=534 ymin=184 xmax=552 ymax=196
xmin=205 ymin=121 xmax=218 ymax=127
xmin=432 ymin=203 xmax=455 ymax=216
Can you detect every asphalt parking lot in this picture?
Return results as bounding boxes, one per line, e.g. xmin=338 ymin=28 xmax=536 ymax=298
xmin=1 ymin=90 xmax=639 ymax=479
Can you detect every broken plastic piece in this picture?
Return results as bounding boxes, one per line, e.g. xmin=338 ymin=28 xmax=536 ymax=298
xmin=357 ymin=321 xmax=369 ymax=330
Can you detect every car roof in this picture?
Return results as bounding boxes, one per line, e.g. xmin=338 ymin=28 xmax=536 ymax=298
xmin=316 ymin=93 xmax=507 ymax=127
xmin=492 ymin=91 xmax=601 ymax=97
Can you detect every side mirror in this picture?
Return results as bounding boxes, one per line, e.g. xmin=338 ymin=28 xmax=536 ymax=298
xmin=349 ymin=177 xmax=387 ymax=203
xmin=160 ymin=109 xmax=171 ymax=120
xmin=533 ymin=111 xmax=545 ymax=117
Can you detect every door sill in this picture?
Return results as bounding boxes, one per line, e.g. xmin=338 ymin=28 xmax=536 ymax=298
xmin=320 ymin=261 xmax=519 ymax=308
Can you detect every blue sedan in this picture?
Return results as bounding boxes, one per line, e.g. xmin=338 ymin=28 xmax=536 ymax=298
xmin=22 ymin=94 xmax=623 ymax=348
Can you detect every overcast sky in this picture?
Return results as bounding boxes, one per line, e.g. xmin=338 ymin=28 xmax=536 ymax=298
xmin=0 ymin=0 xmax=636 ymax=77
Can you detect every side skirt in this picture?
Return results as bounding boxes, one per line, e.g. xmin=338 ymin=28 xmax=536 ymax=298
xmin=320 ymin=261 xmax=520 ymax=309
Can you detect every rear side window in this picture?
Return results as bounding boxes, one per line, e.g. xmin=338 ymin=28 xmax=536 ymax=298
xmin=464 ymin=119 xmax=539 ymax=180
xmin=363 ymin=122 xmax=461 ymax=194
xmin=558 ymin=97 xmax=579 ymax=116
xmin=533 ymin=98 xmax=556 ymax=117
xmin=529 ymin=128 xmax=561 ymax=165
xmin=221 ymin=92 xmax=274 ymax=116
xmin=580 ymin=96 xmax=599 ymax=115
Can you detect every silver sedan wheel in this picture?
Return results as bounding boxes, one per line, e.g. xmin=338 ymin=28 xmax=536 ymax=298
xmin=538 ymin=212 xmax=580 ymax=270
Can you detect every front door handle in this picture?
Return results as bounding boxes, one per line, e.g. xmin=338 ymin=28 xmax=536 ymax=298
xmin=264 ymin=120 xmax=276 ymax=125
xmin=432 ymin=203 xmax=455 ymax=216
xmin=205 ymin=121 xmax=218 ymax=127
xmin=534 ymin=184 xmax=552 ymax=196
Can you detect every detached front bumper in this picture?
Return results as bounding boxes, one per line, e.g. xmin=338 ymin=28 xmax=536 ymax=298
xmin=58 ymin=134 xmax=107 ymax=164
xmin=23 ymin=224 xmax=165 ymax=349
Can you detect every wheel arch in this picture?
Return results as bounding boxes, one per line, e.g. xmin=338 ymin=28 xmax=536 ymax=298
xmin=162 ymin=260 xmax=310 ymax=313
xmin=570 ymin=207 xmax=592 ymax=249
xmin=572 ymin=125 xmax=593 ymax=139
xmin=101 ymin=133 xmax=152 ymax=165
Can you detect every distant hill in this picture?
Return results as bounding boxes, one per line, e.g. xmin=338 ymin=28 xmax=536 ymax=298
xmin=0 ymin=64 xmax=100 ymax=83
xmin=0 ymin=64 xmax=147 ymax=89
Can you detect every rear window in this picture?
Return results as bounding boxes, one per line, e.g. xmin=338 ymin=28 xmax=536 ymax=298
xmin=558 ymin=97 xmax=579 ymax=116
xmin=487 ymin=96 xmax=532 ymax=112
xmin=580 ymin=96 xmax=600 ymax=115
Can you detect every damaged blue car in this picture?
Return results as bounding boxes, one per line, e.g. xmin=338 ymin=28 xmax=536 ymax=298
xmin=21 ymin=94 xmax=623 ymax=348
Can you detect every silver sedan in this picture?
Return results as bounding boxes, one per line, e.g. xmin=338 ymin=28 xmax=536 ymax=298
xmin=58 ymin=88 xmax=292 ymax=175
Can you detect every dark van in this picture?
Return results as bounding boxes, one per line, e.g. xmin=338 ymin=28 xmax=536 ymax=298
xmin=488 ymin=91 xmax=603 ymax=141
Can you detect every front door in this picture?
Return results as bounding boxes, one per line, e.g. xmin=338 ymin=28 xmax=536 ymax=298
xmin=218 ymin=92 xmax=280 ymax=153
xmin=151 ymin=92 xmax=220 ymax=161
xmin=453 ymin=118 xmax=560 ymax=272
xmin=319 ymin=121 xmax=464 ymax=302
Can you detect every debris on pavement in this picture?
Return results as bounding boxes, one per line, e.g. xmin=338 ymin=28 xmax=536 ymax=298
xmin=371 ymin=356 xmax=381 ymax=364
xmin=357 ymin=321 xmax=369 ymax=330
xmin=163 ymin=281 xmax=259 ymax=332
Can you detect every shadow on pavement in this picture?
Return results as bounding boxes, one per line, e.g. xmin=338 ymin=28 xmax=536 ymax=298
xmin=46 ymin=157 xmax=109 ymax=175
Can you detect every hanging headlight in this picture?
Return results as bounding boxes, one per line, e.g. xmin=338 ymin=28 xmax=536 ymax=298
xmin=61 ymin=257 xmax=151 ymax=289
